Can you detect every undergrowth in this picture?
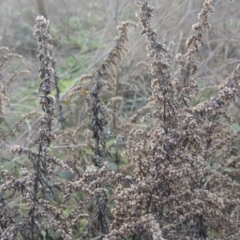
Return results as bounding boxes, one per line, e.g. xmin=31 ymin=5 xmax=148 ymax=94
xmin=1 ymin=0 xmax=240 ymax=239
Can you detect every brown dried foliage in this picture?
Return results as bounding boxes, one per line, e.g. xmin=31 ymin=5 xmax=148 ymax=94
xmin=1 ymin=0 xmax=240 ymax=239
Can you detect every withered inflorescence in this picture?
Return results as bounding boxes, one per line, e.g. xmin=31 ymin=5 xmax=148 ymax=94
xmin=1 ymin=0 xmax=240 ymax=239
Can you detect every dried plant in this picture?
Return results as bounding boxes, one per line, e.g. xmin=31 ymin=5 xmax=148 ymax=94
xmin=1 ymin=0 xmax=240 ymax=240
xmin=0 ymin=16 xmax=72 ymax=240
xmin=105 ymin=0 xmax=240 ymax=239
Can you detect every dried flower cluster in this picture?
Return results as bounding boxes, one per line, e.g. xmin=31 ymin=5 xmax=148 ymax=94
xmin=1 ymin=0 xmax=240 ymax=240
xmin=0 ymin=16 xmax=73 ymax=240
xmin=104 ymin=0 xmax=240 ymax=239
